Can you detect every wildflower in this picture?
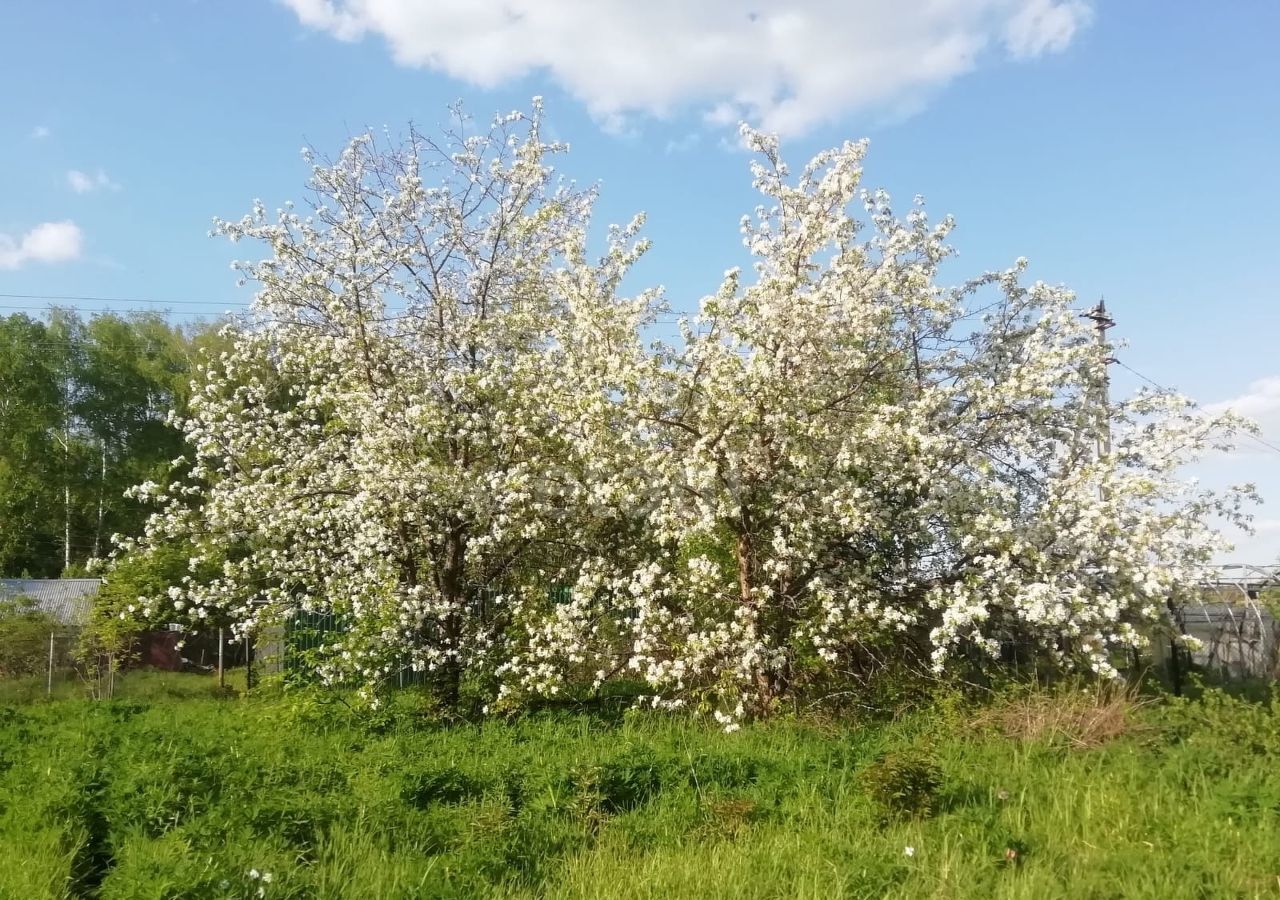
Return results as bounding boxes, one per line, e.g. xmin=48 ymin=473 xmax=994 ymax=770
xmin=904 ymin=846 xmax=915 ymax=857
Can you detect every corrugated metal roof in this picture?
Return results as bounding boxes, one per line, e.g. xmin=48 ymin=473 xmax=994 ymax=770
xmin=0 ymin=578 xmax=100 ymax=626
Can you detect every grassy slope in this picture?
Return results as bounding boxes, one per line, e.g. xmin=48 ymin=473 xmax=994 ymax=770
xmin=2 ymin=673 xmax=1280 ymax=899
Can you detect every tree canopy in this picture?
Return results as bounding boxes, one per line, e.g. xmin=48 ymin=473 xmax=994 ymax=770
xmin=0 ymin=309 xmax=228 ymax=577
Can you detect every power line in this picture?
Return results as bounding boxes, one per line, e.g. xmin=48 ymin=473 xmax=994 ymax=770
xmin=1114 ymin=359 xmax=1280 ymax=459
xmin=1113 ymin=359 xmax=1166 ymax=393
xmin=0 ymin=292 xmax=250 ymax=308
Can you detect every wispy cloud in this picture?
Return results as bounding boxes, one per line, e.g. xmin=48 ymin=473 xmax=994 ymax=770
xmin=664 ymin=132 xmax=702 ymax=155
xmin=1004 ymin=0 xmax=1093 ymax=58
xmin=280 ymin=0 xmax=1093 ymax=136
xmin=30 ymin=125 xmax=51 ymax=139
xmin=1205 ymin=377 xmax=1280 ymax=456
xmin=0 ymin=221 xmax=84 ymax=270
xmin=67 ymin=168 xmax=122 ymax=194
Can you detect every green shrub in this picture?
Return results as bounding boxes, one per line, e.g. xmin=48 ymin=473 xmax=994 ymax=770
xmin=570 ymin=747 xmax=668 ymax=818
xmin=859 ymin=748 xmax=943 ymax=820
xmin=0 ymin=595 xmax=61 ymax=677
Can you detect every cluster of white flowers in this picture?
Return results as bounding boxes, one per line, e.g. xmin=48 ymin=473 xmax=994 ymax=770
xmin=118 ymin=105 xmax=1253 ymax=725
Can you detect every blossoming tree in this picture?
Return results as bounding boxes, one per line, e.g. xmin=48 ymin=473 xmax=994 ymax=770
xmin=503 ymin=126 xmax=1253 ymax=723
xmin=121 ymin=105 xmax=1251 ymax=721
xmin=118 ymin=102 xmax=656 ymax=704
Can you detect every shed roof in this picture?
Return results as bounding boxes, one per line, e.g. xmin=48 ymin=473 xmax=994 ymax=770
xmin=0 ymin=578 xmax=100 ymax=627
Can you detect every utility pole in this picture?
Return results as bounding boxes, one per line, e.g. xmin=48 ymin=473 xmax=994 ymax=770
xmin=1081 ymin=299 xmax=1115 ymax=464
xmin=1083 ymin=299 xmax=1180 ymax=692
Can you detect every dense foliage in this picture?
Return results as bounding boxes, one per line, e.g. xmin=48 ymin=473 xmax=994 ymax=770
xmin=0 ymin=594 xmax=60 ymax=677
xmin=119 ymin=103 xmax=1252 ymax=721
xmin=0 ymin=311 xmax=227 ymax=577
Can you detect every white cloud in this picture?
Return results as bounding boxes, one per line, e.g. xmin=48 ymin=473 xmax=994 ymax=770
xmin=30 ymin=125 xmax=51 ymax=139
xmin=1192 ymin=377 xmax=1280 ymax=562
xmin=0 ymin=221 xmax=84 ymax=270
xmin=1004 ymin=0 xmax=1092 ymax=59
xmin=67 ymin=168 xmax=121 ymax=194
xmin=1205 ymin=377 xmax=1280 ymax=455
xmin=1217 ymin=518 xmax=1280 ymax=566
xmin=279 ymin=0 xmax=1093 ymax=136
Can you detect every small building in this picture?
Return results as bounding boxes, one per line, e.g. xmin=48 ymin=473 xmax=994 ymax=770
xmin=0 ymin=578 xmax=185 ymax=671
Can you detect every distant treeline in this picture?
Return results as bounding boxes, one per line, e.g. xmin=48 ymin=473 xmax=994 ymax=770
xmin=0 ymin=310 xmax=231 ymax=577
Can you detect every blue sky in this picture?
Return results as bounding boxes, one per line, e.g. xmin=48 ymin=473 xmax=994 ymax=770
xmin=3 ymin=1 xmax=1278 ymax=558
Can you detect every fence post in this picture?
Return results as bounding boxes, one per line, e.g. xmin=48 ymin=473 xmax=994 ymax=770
xmin=217 ymin=627 xmax=225 ymax=690
xmin=243 ymin=635 xmax=252 ymax=691
xmin=47 ymin=631 xmax=55 ymax=696
xmin=1166 ymin=598 xmax=1185 ymax=697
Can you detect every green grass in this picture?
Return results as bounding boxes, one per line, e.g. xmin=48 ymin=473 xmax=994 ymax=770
xmin=0 ymin=667 xmax=249 ymax=704
xmin=3 ymin=674 xmax=1280 ymax=899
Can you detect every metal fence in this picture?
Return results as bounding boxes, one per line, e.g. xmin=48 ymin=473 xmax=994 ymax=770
xmin=1 ymin=627 xmax=251 ymax=700
xmin=258 ymin=585 xmax=577 ymax=687
xmin=250 ymin=570 xmax=1280 ymax=694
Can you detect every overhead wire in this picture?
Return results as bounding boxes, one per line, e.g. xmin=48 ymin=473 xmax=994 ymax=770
xmin=0 ymin=292 xmax=250 ymax=307
xmin=0 ymin=298 xmax=689 ymax=324
xmin=1113 ymin=358 xmax=1280 ymax=459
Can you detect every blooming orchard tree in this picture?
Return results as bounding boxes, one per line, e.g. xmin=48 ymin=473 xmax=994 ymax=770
xmin=117 ymin=101 xmax=656 ymax=704
xmin=502 ymin=126 xmax=1254 ymax=723
xmin=121 ymin=105 xmax=1251 ymax=720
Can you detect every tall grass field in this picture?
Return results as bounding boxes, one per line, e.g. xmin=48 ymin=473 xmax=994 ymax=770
xmin=2 ymin=672 xmax=1279 ymax=899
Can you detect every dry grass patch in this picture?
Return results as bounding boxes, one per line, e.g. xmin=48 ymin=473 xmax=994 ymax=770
xmin=973 ymin=684 xmax=1153 ymax=749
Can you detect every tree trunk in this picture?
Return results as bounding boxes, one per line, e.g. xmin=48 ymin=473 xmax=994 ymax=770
xmin=735 ymin=525 xmax=798 ymax=713
xmin=63 ymin=481 xmax=71 ymax=573
xmin=93 ymin=441 xmax=106 ymax=560
xmin=440 ymin=522 xmax=468 ymax=710
xmin=736 ymin=531 xmax=753 ymax=611
xmin=735 ymin=528 xmax=776 ymax=711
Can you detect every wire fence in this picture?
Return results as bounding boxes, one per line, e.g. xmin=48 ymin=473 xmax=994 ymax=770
xmin=6 ymin=567 xmax=1280 ymax=701
xmin=0 ymin=627 xmax=254 ymax=701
